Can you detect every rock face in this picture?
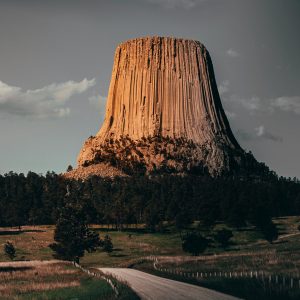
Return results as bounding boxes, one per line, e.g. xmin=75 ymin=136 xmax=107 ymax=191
xmin=76 ymin=37 xmax=256 ymax=176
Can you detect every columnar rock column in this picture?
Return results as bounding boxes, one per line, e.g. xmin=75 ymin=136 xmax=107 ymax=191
xmin=77 ymin=37 xmax=251 ymax=176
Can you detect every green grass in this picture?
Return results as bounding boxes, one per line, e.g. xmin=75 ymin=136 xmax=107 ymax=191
xmin=20 ymin=277 xmax=114 ymax=300
xmin=81 ymin=229 xmax=184 ymax=267
xmin=0 ymin=262 xmax=139 ymax=300
xmin=1 ymin=216 xmax=300 ymax=274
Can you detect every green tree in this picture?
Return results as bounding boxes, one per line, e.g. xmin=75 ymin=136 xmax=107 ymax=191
xmin=66 ymin=165 xmax=73 ymax=172
xmin=214 ymin=229 xmax=233 ymax=248
xmin=103 ymin=235 xmax=113 ymax=253
xmin=4 ymin=241 xmax=16 ymax=260
xmin=49 ymin=203 xmax=101 ymax=263
xmin=261 ymin=221 xmax=278 ymax=244
xmin=181 ymin=232 xmax=208 ymax=256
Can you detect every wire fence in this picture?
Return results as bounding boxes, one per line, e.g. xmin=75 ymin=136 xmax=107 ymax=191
xmin=141 ymin=255 xmax=300 ymax=290
xmin=73 ymin=262 xmax=119 ymax=296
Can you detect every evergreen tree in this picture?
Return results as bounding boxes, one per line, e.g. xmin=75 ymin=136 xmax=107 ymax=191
xmin=49 ymin=202 xmax=101 ymax=263
xmin=261 ymin=221 xmax=278 ymax=244
xmin=103 ymin=235 xmax=113 ymax=253
xmin=181 ymin=232 xmax=208 ymax=256
xmin=4 ymin=241 xmax=16 ymax=260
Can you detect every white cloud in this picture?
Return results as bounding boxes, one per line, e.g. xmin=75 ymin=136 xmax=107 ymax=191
xmin=145 ymin=0 xmax=205 ymax=9
xmin=0 ymin=78 xmax=95 ymax=118
xmin=226 ymin=95 xmax=300 ymax=115
xmin=255 ymin=125 xmax=265 ymax=137
xmin=218 ymin=80 xmax=230 ymax=95
xmin=235 ymin=126 xmax=282 ymax=142
xmin=88 ymin=94 xmax=107 ymax=108
xmin=270 ymin=96 xmax=300 ymax=115
xmin=255 ymin=125 xmax=282 ymax=142
xmin=226 ymin=49 xmax=240 ymax=58
xmin=225 ymin=95 xmax=263 ymax=113
xmin=225 ymin=110 xmax=236 ymax=119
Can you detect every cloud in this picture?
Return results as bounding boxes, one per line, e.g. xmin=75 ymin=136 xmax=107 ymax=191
xmin=255 ymin=125 xmax=283 ymax=142
xmin=0 ymin=78 xmax=95 ymax=118
xmin=226 ymin=49 xmax=240 ymax=58
xmin=225 ymin=110 xmax=236 ymax=119
xmin=225 ymin=95 xmax=300 ymax=115
xmin=144 ymin=0 xmax=205 ymax=9
xmin=235 ymin=129 xmax=254 ymax=141
xmin=88 ymin=94 xmax=107 ymax=108
xmin=235 ymin=126 xmax=282 ymax=142
xmin=270 ymin=96 xmax=300 ymax=115
xmin=218 ymin=80 xmax=230 ymax=96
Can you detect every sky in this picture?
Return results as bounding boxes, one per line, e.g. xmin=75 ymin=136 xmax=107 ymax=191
xmin=0 ymin=0 xmax=299 ymax=178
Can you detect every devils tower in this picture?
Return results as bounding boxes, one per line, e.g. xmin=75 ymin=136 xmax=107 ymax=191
xmin=69 ymin=36 xmax=259 ymax=178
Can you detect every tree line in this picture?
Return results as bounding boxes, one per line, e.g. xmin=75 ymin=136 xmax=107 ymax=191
xmin=0 ymin=170 xmax=299 ymax=232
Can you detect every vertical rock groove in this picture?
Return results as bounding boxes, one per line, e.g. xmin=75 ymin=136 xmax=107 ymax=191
xmin=77 ymin=36 xmax=253 ymax=175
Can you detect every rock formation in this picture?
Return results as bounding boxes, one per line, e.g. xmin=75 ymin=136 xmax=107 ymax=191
xmin=73 ymin=36 xmax=259 ymax=177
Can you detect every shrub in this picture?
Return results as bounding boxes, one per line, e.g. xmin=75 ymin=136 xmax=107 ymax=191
xmin=4 ymin=241 xmax=16 ymax=260
xmin=181 ymin=232 xmax=208 ymax=256
xmin=103 ymin=235 xmax=113 ymax=253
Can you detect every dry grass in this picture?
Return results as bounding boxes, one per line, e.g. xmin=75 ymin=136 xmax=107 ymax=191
xmin=0 ymin=225 xmax=54 ymax=261
xmin=0 ymin=262 xmax=84 ymax=298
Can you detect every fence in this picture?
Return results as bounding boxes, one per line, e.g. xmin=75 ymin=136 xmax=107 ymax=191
xmin=73 ymin=262 xmax=119 ymax=296
xmin=144 ymin=256 xmax=300 ymax=290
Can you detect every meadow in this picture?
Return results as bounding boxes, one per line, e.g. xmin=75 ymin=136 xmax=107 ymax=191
xmin=0 ymin=216 xmax=300 ymax=299
xmin=0 ymin=261 xmax=117 ymax=300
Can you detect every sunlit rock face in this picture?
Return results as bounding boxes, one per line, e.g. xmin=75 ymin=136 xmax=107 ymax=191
xmin=76 ymin=37 xmax=257 ymax=176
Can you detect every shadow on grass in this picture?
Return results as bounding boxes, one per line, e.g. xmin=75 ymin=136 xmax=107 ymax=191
xmin=0 ymin=266 xmax=33 ymax=272
xmin=110 ymin=253 xmax=128 ymax=258
xmin=0 ymin=229 xmax=45 ymax=236
xmin=93 ymin=227 xmax=147 ymax=234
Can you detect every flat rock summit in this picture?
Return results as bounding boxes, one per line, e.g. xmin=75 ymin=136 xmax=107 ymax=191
xmin=66 ymin=36 xmax=261 ymax=179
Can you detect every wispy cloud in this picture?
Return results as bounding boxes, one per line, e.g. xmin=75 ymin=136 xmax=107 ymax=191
xmin=0 ymin=78 xmax=95 ymax=118
xmin=225 ymin=95 xmax=300 ymax=115
xmin=226 ymin=49 xmax=240 ymax=58
xmin=144 ymin=0 xmax=206 ymax=9
xmin=255 ymin=125 xmax=282 ymax=142
xmin=235 ymin=126 xmax=282 ymax=143
xmin=225 ymin=110 xmax=236 ymax=119
xmin=88 ymin=94 xmax=107 ymax=108
xmin=270 ymin=96 xmax=300 ymax=114
xmin=218 ymin=80 xmax=230 ymax=96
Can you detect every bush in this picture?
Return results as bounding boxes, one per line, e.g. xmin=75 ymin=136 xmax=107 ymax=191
xmin=103 ymin=235 xmax=113 ymax=253
xmin=181 ymin=232 xmax=208 ymax=256
xmin=261 ymin=221 xmax=278 ymax=243
xmin=4 ymin=241 xmax=16 ymax=260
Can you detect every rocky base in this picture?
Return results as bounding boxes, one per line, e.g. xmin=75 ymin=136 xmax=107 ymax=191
xmin=77 ymin=135 xmax=259 ymax=177
xmin=63 ymin=163 xmax=128 ymax=180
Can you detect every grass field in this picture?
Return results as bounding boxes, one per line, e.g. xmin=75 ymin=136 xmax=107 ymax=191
xmin=1 ymin=216 xmax=299 ymax=271
xmin=0 ymin=216 xmax=300 ymax=300
xmin=0 ymin=261 xmax=115 ymax=300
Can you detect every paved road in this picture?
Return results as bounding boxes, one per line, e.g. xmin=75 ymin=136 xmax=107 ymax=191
xmin=99 ymin=268 xmax=240 ymax=300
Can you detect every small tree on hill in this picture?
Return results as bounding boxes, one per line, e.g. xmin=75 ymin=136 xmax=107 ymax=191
xmin=261 ymin=221 xmax=278 ymax=244
xmin=103 ymin=235 xmax=113 ymax=253
xmin=181 ymin=232 xmax=208 ymax=256
xmin=4 ymin=241 xmax=16 ymax=260
xmin=214 ymin=229 xmax=233 ymax=248
xmin=66 ymin=165 xmax=73 ymax=172
xmin=49 ymin=202 xmax=101 ymax=263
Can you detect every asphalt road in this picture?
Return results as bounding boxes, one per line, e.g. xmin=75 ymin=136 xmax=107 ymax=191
xmin=98 ymin=268 xmax=241 ymax=300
